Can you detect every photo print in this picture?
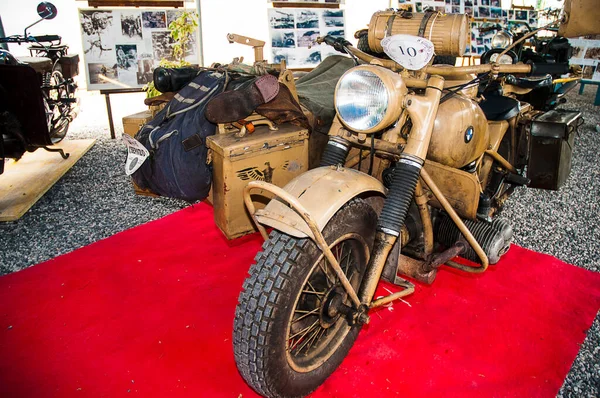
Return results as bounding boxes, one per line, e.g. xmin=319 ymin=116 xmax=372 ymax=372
xmin=115 ymin=44 xmax=138 ymax=84
xmin=296 ymin=10 xmax=319 ymax=29
xmin=142 ymin=11 xmax=166 ymax=29
xmin=491 ymin=7 xmax=502 ymax=18
xmin=137 ymin=58 xmax=154 ymax=85
xmin=88 ymin=62 xmax=117 ymax=85
xmin=323 ymin=10 xmax=344 ymax=27
xmin=166 ymin=10 xmax=184 ymax=27
xmin=272 ymin=30 xmax=296 ymax=48
xmin=478 ymin=6 xmax=490 ymax=17
xmin=121 ymin=12 xmax=142 ymax=39
xmin=80 ymin=10 xmax=114 ymax=60
xmin=269 ymin=9 xmax=295 ymax=29
xmin=297 ymin=30 xmax=320 ymax=47
xmin=152 ymin=31 xmax=176 ymax=61
xmin=272 ymin=49 xmax=289 ymax=64
xmin=326 ymin=29 xmax=345 ymax=39
xmin=515 ymin=10 xmax=528 ymax=21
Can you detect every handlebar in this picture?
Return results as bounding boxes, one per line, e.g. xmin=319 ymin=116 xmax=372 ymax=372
xmin=317 ymin=35 xmax=566 ymax=80
xmin=0 ymin=34 xmax=61 ymax=44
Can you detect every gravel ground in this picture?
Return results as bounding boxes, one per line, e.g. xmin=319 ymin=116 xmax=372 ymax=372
xmin=0 ymin=88 xmax=598 ymax=396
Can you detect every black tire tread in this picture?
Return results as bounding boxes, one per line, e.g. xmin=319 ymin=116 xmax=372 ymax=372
xmin=233 ymin=199 xmax=371 ymax=398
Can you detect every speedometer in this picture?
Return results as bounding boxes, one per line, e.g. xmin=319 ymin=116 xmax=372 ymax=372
xmin=489 ymin=53 xmax=515 ymax=64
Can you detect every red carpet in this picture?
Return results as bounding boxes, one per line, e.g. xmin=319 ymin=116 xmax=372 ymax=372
xmin=1 ymin=203 xmax=599 ymax=398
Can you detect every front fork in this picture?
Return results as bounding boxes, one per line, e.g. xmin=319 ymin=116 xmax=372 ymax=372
xmin=320 ymin=76 xmax=445 ymax=307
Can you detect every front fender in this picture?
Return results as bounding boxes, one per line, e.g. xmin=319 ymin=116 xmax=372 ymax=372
xmin=254 ymin=166 xmax=387 ymax=239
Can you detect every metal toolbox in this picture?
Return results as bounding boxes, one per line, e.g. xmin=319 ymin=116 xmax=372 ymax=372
xmin=207 ymin=123 xmax=309 ymax=239
xmin=527 ymin=109 xmax=581 ymax=190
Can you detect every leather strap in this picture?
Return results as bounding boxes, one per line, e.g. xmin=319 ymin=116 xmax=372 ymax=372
xmin=418 ymin=10 xmax=436 ymax=38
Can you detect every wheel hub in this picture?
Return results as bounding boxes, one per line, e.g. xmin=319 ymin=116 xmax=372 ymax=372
xmin=319 ymin=286 xmax=348 ymax=328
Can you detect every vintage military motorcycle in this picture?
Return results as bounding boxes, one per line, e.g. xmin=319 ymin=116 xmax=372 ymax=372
xmin=0 ymin=2 xmax=78 ymax=174
xmin=233 ymin=5 xmax=588 ymax=397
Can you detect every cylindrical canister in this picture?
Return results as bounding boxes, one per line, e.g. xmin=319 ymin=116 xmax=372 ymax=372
xmin=368 ymin=11 xmax=468 ymax=56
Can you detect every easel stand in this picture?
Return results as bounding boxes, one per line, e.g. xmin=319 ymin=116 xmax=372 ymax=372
xmin=100 ymin=88 xmax=144 ymax=139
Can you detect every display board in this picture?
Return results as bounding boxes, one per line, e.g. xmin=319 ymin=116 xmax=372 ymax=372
xmin=569 ymin=36 xmax=600 ymax=81
xmin=268 ymin=8 xmax=345 ymax=68
xmin=79 ymin=8 xmax=199 ymax=91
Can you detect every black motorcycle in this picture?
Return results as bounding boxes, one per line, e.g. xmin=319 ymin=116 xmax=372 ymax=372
xmin=479 ymin=20 xmax=579 ymax=111
xmin=0 ymin=2 xmax=79 ymax=174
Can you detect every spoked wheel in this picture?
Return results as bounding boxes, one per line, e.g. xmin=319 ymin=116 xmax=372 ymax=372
xmin=234 ymin=199 xmax=377 ymax=398
xmin=46 ymin=70 xmax=73 ymax=143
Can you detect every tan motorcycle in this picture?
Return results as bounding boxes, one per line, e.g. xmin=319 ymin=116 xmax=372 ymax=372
xmin=232 ymin=4 xmax=591 ymax=397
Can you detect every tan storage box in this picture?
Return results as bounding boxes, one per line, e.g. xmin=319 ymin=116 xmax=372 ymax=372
xmin=122 ymin=110 xmax=153 ymax=137
xmin=207 ymin=123 xmax=309 ymax=240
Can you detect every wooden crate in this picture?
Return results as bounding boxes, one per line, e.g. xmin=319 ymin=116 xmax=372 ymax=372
xmin=122 ymin=110 xmax=153 ymax=137
xmin=207 ymin=123 xmax=309 ymax=240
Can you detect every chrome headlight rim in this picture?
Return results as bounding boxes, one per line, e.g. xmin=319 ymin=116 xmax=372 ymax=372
xmin=334 ymin=65 xmax=407 ymax=134
xmin=491 ymin=31 xmax=512 ymax=49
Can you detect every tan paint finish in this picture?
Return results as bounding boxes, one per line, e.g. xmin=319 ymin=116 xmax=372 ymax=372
xmin=422 ymin=159 xmax=482 ymax=220
xmin=207 ymin=124 xmax=309 ymax=239
xmin=403 ymin=75 xmax=445 ymax=160
xmin=427 ymin=96 xmax=489 ymax=168
xmin=479 ymin=120 xmax=509 ymax=188
xmin=368 ymin=11 xmax=468 ymax=56
xmin=558 ymin=0 xmax=600 ymax=38
xmin=254 ymin=167 xmax=387 ymax=239
xmin=335 ymin=65 xmax=408 ymax=134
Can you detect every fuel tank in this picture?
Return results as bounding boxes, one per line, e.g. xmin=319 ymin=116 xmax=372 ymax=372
xmin=426 ymin=96 xmax=489 ymax=169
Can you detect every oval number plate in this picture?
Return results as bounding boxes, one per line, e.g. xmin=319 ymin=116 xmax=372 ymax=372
xmin=381 ymin=34 xmax=435 ymax=71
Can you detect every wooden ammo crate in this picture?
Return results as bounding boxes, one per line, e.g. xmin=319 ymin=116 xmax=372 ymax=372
xmin=207 ymin=123 xmax=309 ymax=240
xmin=122 ymin=110 xmax=153 ymax=137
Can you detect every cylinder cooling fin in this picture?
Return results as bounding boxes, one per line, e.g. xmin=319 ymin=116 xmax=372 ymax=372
xmin=435 ymin=215 xmax=513 ymax=264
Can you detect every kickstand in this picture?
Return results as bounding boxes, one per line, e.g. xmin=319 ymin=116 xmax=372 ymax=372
xmin=41 ymin=146 xmax=70 ymax=159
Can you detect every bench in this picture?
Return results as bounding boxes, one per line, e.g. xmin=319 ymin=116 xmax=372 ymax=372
xmin=578 ymin=79 xmax=600 ymax=106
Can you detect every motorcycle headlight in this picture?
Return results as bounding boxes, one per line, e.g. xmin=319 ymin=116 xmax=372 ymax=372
xmin=335 ymin=65 xmax=407 ymax=133
xmin=491 ymin=31 xmax=512 ymax=49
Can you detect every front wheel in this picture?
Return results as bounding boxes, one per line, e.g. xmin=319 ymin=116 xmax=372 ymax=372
xmin=233 ymin=199 xmax=377 ymax=398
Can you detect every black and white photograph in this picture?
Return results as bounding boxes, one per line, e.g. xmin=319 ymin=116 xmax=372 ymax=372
xmin=478 ymin=6 xmax=490 ymax=17
xmin=142 ymin=11 xmax=166 ymax=29
xmin=121 ymin=12 xmax=142 ymax=39
xmin=80 ymin=10 xmax=114 ymax=60
xmin=116 ymin=44 xmax=137 ymax=70
xmin=272 ymin=30 xmax=296 ymax=48
xmin=272 ymin=49 xmax=289 ymax=64
xmin=515 ymin=10 xmax=528 ymax=21
xmin=297 ymin=30 xmax=320 ymax=47
xmin=88 ymin=62 xmax=117 ymax=84
xmin=326 ymin=29 xmax=345 ymax=39
xmin=136 ymin=58 xmax=154 ymax=85
xmin=301 ymin=50 xmax=322 ymax=66
xmin=323 ymin=10 xmax=344 ymax=27
xmin=269 ymin=9 xmax=295 ymax=29
xmin=166 ymin=10 xmax=184 ymax=27
xmin=296 ymin=10 xmax=319 ymax=29
xmin=151 ymin=31 xmax=176 ymax=61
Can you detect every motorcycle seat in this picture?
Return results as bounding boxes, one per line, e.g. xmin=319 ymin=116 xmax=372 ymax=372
xmin=479 ymin=95 xmax=520 ymax=121
xmin=16 ymin=56 xmax=53 ymax=73
xmin=505 ymin=74 xmax=552 ymax=89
